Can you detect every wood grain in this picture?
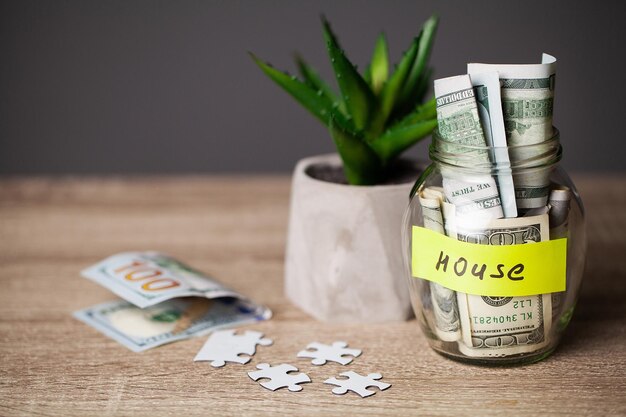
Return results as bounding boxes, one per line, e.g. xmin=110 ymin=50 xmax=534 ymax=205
xmin=1 ymin=175 xmax=625 ymax=416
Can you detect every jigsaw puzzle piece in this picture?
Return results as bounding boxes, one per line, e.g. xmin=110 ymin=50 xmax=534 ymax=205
xmin=194 ymin=329 xmax=272 ymax=367
xmin=297 ymin=341 xmax=362 ymax=365
xmin=248 ymin=363 xmax=311 ymax=392
xmin=324 ymin=371 xmax=391 ymax=397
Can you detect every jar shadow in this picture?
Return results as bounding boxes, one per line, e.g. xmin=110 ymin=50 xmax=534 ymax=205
xmin=549 ymin=239 xmax=626 ymax=358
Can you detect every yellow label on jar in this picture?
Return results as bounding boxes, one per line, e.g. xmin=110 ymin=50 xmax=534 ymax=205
xmin=411 ymin=226 xmax=567 ymax=296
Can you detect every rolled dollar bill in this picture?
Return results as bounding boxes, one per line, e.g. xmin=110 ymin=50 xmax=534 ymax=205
xmin=419 ymin=187 xmax=445 ymax=234
xmin=468 ymin=71 xmax=517 ymax=218
xmin=418 ymin=187 xmax=461 ymax=341
xmin=434 ymin=74 xmax=504 ymax=220
xmin=421 ymin=185 xmax=445 ymax=205
xmin=468 ymin=54 xmax=556 ymax=146
xmin=468 ymin=54 xmax=557 ymax=209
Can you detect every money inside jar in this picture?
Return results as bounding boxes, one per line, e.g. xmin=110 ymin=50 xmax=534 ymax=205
xmin=414 ymin=54 xmax=572 ymax=359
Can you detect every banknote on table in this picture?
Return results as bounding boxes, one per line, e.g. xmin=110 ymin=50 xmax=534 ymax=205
xmin=418 ymin=187 xmax=461 ymax=341
xmin=75 ymin=252 xmax=272 ymax=351
xmin=434 ymin=74 xmax=504 ymax=220
xmin=74 ymin=297 xmax=271 ymax=352
xmin=468 ymin=70 xmax=517 ymax=218
xmin=81 ymin=252 xmax=243 ymax=308
xmin=453 ymin=214 xmax=552 ymax=357
xmin=468 ymin=54 xmax=557 ymax=209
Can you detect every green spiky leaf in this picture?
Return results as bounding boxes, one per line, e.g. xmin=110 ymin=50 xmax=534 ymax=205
xmin=413 ymin=66 xmax=433 ymax=105
xmin=391 ymin=66 xmax=434 ymax=122
xmin=369 ymin=117 xmax=438 ymax=163
xmin=322 ymin=16 xmax=376 ymax=132
xmin=252 ymin=15 xmax=440 ymax=186
xmin=250 ymin=52 xmax=354 ymax=132
xmin=368 ymin=37 xmax=420 ymax=138
xmin=329 ymin=118 xmax=383 ymax=185
xmin=409 ymin=163 xmax=435 ymax=199
xmin=294 ymin=54 xmax=344 ymax=113
xmin=399 ymin=15 xmax=438 ymax=108
xmin=395 ymin=96 xmax=437 ymax=127
xmin=367 ymin=33 xmax=389 ymax=95
xmin=366 ymin=94 xmax=438 ymax=165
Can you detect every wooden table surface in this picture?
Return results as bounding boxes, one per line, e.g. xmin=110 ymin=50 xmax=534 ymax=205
xmin=1 ymin=175 xmax=625 ymax=416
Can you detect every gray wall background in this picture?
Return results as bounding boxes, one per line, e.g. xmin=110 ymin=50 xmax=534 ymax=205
xmin=1 ymin=0 xmax=624 ymax=174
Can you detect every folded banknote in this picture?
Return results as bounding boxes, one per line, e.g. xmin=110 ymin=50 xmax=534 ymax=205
xmin=74 ymin=297 xmax=271 ymax=352
xmin=75 ymin=252 xmax=272 ymax=351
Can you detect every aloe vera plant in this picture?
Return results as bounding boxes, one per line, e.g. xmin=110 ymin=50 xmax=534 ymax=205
xmin=251 ymin=15 xmax=439 ymax=185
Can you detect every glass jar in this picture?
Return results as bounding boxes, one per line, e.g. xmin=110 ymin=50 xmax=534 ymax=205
xmin=402 ymin=128 xmax=586 ymax=365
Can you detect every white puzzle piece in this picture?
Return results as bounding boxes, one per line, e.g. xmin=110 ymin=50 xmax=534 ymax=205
xmin=194 ymin=329 xmax=272 ymax=367
xmin=248 ymin=363 xmax=311 ymax=392
xmin=324 ymin=371 xmax=391 ymax=398
xmin=297 ymin=341 xmax=362 ymax=365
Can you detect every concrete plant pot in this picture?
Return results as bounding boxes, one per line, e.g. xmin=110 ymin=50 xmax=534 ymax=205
xmin=284 ymin=153 xmax=424 ymax=323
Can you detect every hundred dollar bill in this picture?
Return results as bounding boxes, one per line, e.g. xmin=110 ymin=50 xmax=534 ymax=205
xmin=418 ymin=187 xmax=461 ymax=341
xmin=468 ymin=54 xmax=557 ymax=209
xmin=76 ymin=252 xmax=272 ymax=351
xmin=74 ymin=297 xmax=271 ymax=352
xmin=454 ymin=214 xmax=552 ymax=357
xmin=81 ymin=252 xmax=243 ymax=308
xmin=434 ymin=75 xmax=504 ymax=220
xmin=468 ymin=71 xmax=517 ymax=218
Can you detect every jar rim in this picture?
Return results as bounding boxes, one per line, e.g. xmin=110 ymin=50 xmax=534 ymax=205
xmin=429 ymin=127 xmax=562 ymax=171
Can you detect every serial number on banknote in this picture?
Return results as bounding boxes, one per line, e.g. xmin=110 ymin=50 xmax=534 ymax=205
xmin=471 ymin=298 xmax=538 ymax=325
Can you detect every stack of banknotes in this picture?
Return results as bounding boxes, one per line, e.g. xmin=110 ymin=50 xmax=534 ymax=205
xmin=422 ymin=54 xmax=571 ymax=357
xmin=74 ymin=252 xmax=272 ymax=352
